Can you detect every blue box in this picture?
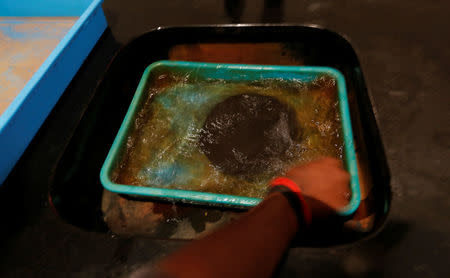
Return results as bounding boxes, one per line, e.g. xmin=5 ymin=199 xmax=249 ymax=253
xmin=0 ymin=0 xmax=107 ymax=184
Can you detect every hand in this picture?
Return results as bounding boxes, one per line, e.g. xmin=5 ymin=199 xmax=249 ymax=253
xmin=285 ymin=157 xmax=351 ymax=220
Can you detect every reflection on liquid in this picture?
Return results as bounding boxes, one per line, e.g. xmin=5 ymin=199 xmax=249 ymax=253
xmin=113 ymin=72 xmax=343 ymax=198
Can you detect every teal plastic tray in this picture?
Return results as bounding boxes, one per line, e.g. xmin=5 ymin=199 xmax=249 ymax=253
xmin=100 ymin=61 xmax=361 ymax=216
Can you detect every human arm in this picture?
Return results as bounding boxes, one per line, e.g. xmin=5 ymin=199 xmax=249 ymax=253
xmin=132 ymin=157 xmax=351 ymax=278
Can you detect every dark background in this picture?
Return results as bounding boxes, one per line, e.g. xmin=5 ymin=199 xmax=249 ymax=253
xmin=0 ymin=0 xmax=449 ymax=277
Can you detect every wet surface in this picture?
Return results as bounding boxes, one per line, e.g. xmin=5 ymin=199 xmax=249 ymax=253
xmin=114 ymin=71 xmax=343 ymax=198
xmin=0 ymin=0 xmax=449 ymax=277
xmin=200 ymin=93 xmax=301 ymax=178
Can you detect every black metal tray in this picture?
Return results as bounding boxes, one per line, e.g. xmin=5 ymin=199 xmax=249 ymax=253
xmin=49 ymin=25 xmax=391 ymax=246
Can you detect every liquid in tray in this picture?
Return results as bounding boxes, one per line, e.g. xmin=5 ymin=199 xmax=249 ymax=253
xmin=112 ymin=71 xmax=343 ymax=198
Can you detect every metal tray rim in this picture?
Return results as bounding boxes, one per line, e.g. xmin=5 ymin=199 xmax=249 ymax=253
xmin=100 ymin=60 xmax=361 ymax=216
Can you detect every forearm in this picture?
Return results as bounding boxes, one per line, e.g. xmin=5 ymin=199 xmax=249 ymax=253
xmin=132 ymin=158 xmax=350 ymax=278
xmin=158 ymin=192 xmax=299 ymax=278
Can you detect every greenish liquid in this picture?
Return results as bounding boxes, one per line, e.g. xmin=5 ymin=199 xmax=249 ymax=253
xmin=113 ymin=73 xmax=343 ymax=198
